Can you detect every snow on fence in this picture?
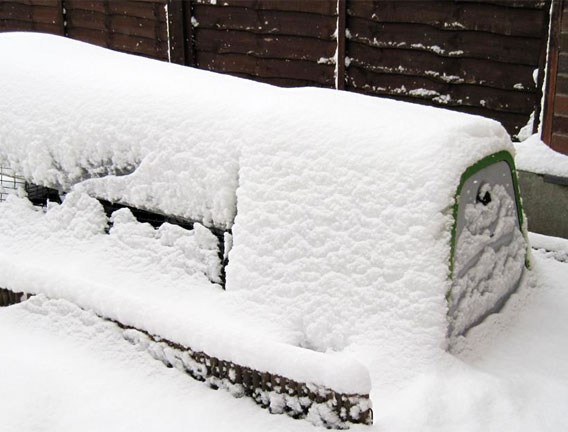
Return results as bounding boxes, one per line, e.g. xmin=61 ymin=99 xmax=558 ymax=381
xmin=0 ymin=0 xmax=550 ymax=138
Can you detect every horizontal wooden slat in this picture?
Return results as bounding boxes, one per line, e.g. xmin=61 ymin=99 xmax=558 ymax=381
xmin=194 ymin=28 xmax=336 ymax=62
xmin=196 ymin=51 xmax=335 ymax=86
xmin=66 ymin=9 xmax=167 ymax=40
xmin=347 ymin=17 xmax=542 ymax=66
xmin=66 ymin=0 xmax=165 ymax=20
xmin=67 ymin=27 xmax=168 ymax=60
xmin=0 ymin=2 xmax=63 ymax=26
xmin=0 ymin=18 xmax=62 ymax=34
xmin=558 ymin=53 xmax=568 ymax=74
xmin=348 ymin=1 xmax=547 ymax=38
xmin=560 ymin=32 xmax=568 ymax=52
xmin=194 ymin=0 xmax=337 ymax=16
xmin=556 ymin=74 xmax=568 ymax=94
xmin=348 ymin=85 xmax=529 ymax=136
xmin=192 ymin=4 xmax=337 ymax=40
xmin=229 ymin=72 xmax=332 ymax=88
xmin=347 ymin=65 xmax=537 ymax=114
xmin=1 ymin=0 xmax=61 ymax=6
xmin=552 ymin=115 xmax=568 ymax=134
xmin=551 ymin=133 xmax=568 ymax=154
xmin=455 ymin=0 xmax=548 ymax=8
xmin=348 ymin=41 xmax=537 ymax=92
xmin=554 ymin=94 xmax=568 ymax=116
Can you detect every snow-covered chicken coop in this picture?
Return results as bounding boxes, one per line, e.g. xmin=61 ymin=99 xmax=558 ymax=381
xmin=0 ymin=33 xmax=528 ymax=427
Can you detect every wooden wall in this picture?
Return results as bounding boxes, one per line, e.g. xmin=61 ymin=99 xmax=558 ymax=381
xmin=0 ymin=0 xmax=64 ymax=34
xmin=0 ymin=0 xmax=552 ymax=140
xmin=0 ymin=0 xmax=169 ymax=60
xmin=543 ymin=0 xmax=568 ymax=155
xmin=190 ymin=0 xmax=338 ymax=88
xmin=65 ymin=0 xmax=169 ymax=61
xmin=345 ymin=1 xmax=550 ymax=138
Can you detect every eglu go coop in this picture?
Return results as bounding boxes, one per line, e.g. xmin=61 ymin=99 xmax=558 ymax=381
xmin=0 ymin=34 xmax=528 ymax=427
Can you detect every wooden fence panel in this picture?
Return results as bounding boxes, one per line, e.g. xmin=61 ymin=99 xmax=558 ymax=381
xmin=542 ymin=0 xmax=568 ymax=155
xmin=65 ymin=0 xmax=169 ymax=61
xmin=192 ymin=0 xmax=337 ymax=88
xmin=0 ymin=0 xmax=64 ymax=35
xmin=345 ymin=0 xmax=551 ymax=138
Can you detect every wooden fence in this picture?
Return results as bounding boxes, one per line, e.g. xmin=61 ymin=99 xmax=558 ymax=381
xmin=543 ymin=0 xmax=568 ymax=154
xmin=0 ymin=0 xmax=551 ymax=139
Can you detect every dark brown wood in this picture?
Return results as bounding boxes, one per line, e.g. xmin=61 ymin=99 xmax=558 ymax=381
xmin=194 ymin=28 xmax=336 ymax=61
xmin=348 ymin=85 xmax=530 ymax=136
xmin=66 ymin=9 xmax=168 ymax=39
xmin=455 ymin=0 xmax=548 ymax=8
xmin=192 ymin=4 xmax=337 ymax=40
xmin=166 ymin=0 xmax=187 ymax=64
xmin=193 ymin=0 xmax=337 ymax=15
xmin=153 ymin=1 xmax=163 ymax=57
xmin=0 ymin=1 xmax=64 ymax=30
xmin=551 ymin=132 xmax=568 ymax=152
xmin=533 ymin=1 xmax=552 ymax=134
xmin=185 ymin=0 xmax=194 ymax=66
xmin=103 ymin=0 xmax=111 ymax=48
xmin=0 ymin=18 xmax=62 ymax=33
xmin=348 ymin=41 xmax=537 ymax=92
xmin=347 ymin=65 xmax=537 ymax=114
xmin=556 ymin=74 xmax=568 ymax=93
xmin=558 ymin=53 xmax=568 ymax=73
xmin=196 ymin=51 xmax=335 ymax=86
xmin=67 ymin=27 xmax=169 ymax=59
xmin=66 ymin=0 xmax=164 ymax=20
xmin=542 ymin=0 xmax=564 ymax=145
xmin=337 ymin=0 xmax=346 ymax=89
xmin=229 ymin=72 xmax=332 ymax=88
xmin=347 ymin=17 xmax=543 ymax=66
xmin=554 ymin=94 xmax=568 ymax=115
xmin=551 ymin=114 xmax=568 ymax=133
xmin=348 ymin=1 xmax=547 ymax=38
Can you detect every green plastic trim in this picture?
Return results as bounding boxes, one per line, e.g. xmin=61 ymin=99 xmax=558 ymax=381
xmin=448 ymin=150 xmax=526 ymax=281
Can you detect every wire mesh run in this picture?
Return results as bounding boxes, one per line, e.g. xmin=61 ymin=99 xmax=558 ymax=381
xmin=0 ymin=166 xmax=25 ymax=202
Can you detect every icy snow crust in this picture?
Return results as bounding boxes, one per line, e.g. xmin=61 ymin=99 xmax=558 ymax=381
xmin=0 ymin=34 xmax=516 ymax=392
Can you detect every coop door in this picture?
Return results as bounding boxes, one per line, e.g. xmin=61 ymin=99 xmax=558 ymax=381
xmin=448 ymin=156 xmax=527 ymax=338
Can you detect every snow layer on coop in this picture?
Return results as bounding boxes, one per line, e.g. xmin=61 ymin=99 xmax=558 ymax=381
xmin=0 ymin=33 xmax=527 ymax=376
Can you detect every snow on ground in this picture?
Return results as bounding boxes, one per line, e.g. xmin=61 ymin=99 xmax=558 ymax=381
xmin=0 ymin=295 xmax=316 ymax=432
xmin=1 ymin=248 xmax=567 ymax=432
xmin=1 ymin=32 xmax=564 ymax=430
xmin=515 ymin=134 xmax=568 ymax=177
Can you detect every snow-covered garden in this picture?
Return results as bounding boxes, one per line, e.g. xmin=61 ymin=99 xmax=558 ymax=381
xmin=1 ymin=33 xmax=568 ymax=431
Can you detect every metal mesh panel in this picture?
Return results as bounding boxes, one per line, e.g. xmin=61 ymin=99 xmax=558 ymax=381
xmin=0 ymin=167 xmax=25 ymax=202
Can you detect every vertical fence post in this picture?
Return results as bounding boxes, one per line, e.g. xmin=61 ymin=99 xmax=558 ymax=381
xmin=337 ymin=0 xmax=346 ymax=90
xmin=103 ymin=0 xmax=111 ymax=48
xmin=58 ymin=0 xmax=67 ymax=36
xmin=184 ymin=0 xmax=195 ymax=66
xmin=167 ymin=0 xmax=187 ymax=65
xmin=542 ymin=0 xmax=563 ymax=142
